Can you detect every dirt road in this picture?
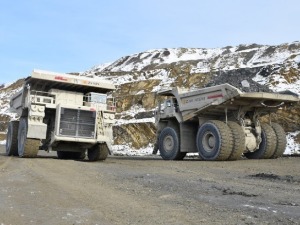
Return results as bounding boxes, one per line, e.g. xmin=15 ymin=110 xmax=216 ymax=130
xmin=0 ymin=145 xmax=299 ymax=225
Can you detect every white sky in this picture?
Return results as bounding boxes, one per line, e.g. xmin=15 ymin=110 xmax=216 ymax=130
xmin=0 ymin=0 xmax=300 ymax=83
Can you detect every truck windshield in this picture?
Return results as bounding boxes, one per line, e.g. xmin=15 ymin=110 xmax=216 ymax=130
xmin=84 ymin=93 xmax=107 ymax=104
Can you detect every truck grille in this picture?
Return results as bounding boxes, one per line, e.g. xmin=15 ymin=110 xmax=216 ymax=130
xmin=59 ymin=108 xmax=96 ymax=138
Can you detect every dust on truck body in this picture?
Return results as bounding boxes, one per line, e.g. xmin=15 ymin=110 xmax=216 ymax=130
xmin=6 ymin=69 xmax=116 ymax=161
xmin=153 ymin=83 xmax=299 ymax=161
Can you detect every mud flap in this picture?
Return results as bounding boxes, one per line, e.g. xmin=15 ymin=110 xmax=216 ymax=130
xmin=180 ymin=122 xmax=198 ymax=152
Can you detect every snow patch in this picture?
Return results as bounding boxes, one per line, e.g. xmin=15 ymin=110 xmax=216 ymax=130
xmin=285 ymin=131 xmax=300 ymax=155
xmin=252 ymin=69 xmax=300 ymax=94
xmin=112 ymin=143 xmax=154 ymax=156
xmin=115 ymin=117 xmax=155 ymax=126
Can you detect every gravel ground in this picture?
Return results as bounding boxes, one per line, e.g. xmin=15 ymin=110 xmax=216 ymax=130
xmin=0 ymin=145 xmax=299 ymax=225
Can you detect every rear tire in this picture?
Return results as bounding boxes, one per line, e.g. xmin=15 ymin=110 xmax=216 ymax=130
xmin=158 ymin=127 xmax=186 ymax=160
xmin=196 ymin=120 xmax=233 ymax=161
xmin=270 ymin=123 xmax=287 ymax=158
xmin=244 ymin=123 xmax=276 ymax=159
xmin=17 ymin=117 xmax=39 ymax=158
xmin=227 ymin=121 xmax=245 ymax=160
xmin=6 ymin=121 xmax=19 ymax=156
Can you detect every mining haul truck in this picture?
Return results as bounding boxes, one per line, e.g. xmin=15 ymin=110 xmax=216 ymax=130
xmin=153 ymin=83 xmax=299 ymax=161
xmin=6 ymin=69 xmax=116 ymax=161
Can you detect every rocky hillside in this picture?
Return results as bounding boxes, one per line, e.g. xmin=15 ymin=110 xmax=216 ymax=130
xmin=1 ymin=41 xmax=300 ymax=155
xmin=82 ymin=41 xmax=300 ymax=155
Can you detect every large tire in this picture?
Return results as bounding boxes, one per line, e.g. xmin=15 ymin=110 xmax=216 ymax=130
xmin=227 ymin=121 xmax=245 ymax=160
xmin=88 ymin=144 xmax=109 ymax=161
xmin=17 ymin=117 xmax=39 ymax=158
xmin=158 ymin=127 xmax=186 ymax=160
xmin=196 ymin=120 xmax=233 ymax=161
xmin=6 ymin=121 xmax=19 ymax=156
xmin=98 ymin=144 xmax=109 ymax=161
xmin=244 ymin=123 xmax=276 ymax=159
xmin=270 ymin=123 xmax=287 ymax=159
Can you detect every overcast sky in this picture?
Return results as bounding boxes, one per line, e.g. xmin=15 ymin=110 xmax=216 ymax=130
xmin=1 ymin=0 xmax=299 ymax=83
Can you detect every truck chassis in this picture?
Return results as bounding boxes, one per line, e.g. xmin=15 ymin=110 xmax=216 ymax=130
xmin=154 ymin=83 xmax=299 ymax=161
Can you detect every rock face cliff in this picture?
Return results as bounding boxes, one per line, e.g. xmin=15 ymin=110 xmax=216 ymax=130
xmin=1 ymin=41 xmax=300 ymax=154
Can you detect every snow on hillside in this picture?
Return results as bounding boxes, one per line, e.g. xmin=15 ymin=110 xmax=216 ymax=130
xmin=83 ymin=42 xmax=300 ymax=75
xmin=83 ymin=41 xmax=300 ymax=95
xmin=253 ymin=54 xmax=300 ymax=94
xmin=0 ymin=86 xmax=22 ymax=119
xmin=253 ymin=72 xmax=300 ymax=94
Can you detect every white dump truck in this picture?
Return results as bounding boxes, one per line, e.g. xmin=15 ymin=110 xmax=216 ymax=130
xmin=153 ymin=83 xmax=299 ymax=161
xmin=6 ymin=69 xmax=116 ymax=161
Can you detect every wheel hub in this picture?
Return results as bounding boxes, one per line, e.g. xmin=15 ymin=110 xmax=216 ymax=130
xmin=163 ymin=135 xmax=174 ymax=152
xmin=202 ymin=131 xmax=216 ymax=152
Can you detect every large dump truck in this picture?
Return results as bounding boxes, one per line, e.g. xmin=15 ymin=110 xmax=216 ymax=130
xmin=6 ymin=69 xmax=116 ymax=161
xmin=153 ymin=83 xmax=299 ymax=161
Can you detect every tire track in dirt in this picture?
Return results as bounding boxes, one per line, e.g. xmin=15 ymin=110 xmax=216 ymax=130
xmin=17 ymin=157 xmax=198 ymax=225
xmin=1 ymin=147 xmax=300 ymax=225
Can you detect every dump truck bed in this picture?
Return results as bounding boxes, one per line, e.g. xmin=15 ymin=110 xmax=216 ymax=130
xmin=157 ymin=83 xmax=299 ymax=121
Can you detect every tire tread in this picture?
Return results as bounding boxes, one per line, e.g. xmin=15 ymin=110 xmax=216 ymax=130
xmin=227 ymin=121 xmax=245 ymax=160
xmin=270 ymin=123 xmax=287 ymax=158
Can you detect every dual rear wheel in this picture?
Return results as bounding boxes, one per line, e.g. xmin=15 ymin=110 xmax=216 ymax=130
xmin=158 ymin=120 xmax=286 ymax=161
xmin=244 ymin=122 xmax=286 ymax=159
xmin=196 ymin=120 xmax=260 ymax=161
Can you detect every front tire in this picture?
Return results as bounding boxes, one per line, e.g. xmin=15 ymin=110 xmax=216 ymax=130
xmin=88 ymin=144 xmax=109 ymax=161
xmin=18 ymin=117 xmax=39 ymax=158
xmin=196 ymin=120 xmax=233 ymax=161
xmin=98 ymin=144 xmax=109 ymax=161
xmin=158 ymin=127 xmax=186 ymax=160
xmin=6 ymin=121 xmax=19 ymax=156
